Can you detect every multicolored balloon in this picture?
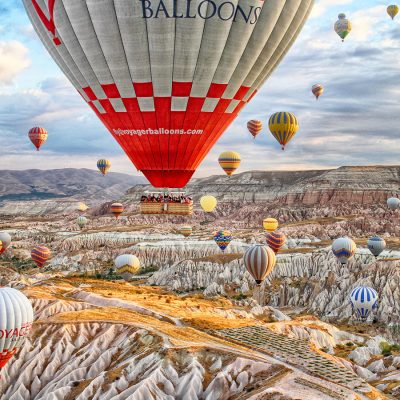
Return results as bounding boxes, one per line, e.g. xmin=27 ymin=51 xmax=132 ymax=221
xmin=312 ymin=84 xmax=324 ymax=100
xmin=334 ymin=13 xmax=352 ymax=42
xmin=387 ymin=5 xmax=399 ymax=20
xmin=350 ymin=286 xmax=378 ymax=321
xmin=387 ymin=197 xmax=400 ymax=210
xmin=97 ymin=159 xmax=111 ymax=176
xmin=77 ymin=216 xmax=88 ymax=229
xmin=111 ymin=203 xmax=124 ymax=219
xmin=268 ymin=112 xmax=299 ymax=150
xmin=247 ymin=120 xmax=263 ymax=139
xmin=180 ymin=226 xmax=193 ymax=238
xmin=213 ymin=230 xmax=233 ymax=251
xmin=332 ymin=237 xmax=356 ymax=265
xmin=0 ymin=232 xmax=11 ymax=255
xmin=0 ymin=287 xmax=33 ymax=370
xmin=367 ymin=236 xmax=386 ymax=258
xmin=218 ymin=151 xmax=241 ymax=177
xmin=263 ymin=218 xmax=279 ymax=233
xmin=115 ymin=254 xmax=140 ymax=275
xmin=31 ymin=245 xmax=51 ymax=268
xmin=266 ymin=231 xmax=286 ymax=254
xmin=244 ymin=244 xmax=276 ymax=285
xmin=200 ymin=196 xmax=217 ymax=213
xmin=28 ymin=127 xmax=48 ymax=151
xmin=23 ymin=0 xmax=313 ymax=188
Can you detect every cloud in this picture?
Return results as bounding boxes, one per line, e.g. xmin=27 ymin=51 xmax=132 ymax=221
xmin=0 ymin=40 xmax=30 ymax=84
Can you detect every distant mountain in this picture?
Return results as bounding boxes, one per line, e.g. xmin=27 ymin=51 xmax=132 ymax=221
xmin=127 ymin=166 xmax=400 ymax=205
xmin=0 ymin=168 xmax=146 ymax=202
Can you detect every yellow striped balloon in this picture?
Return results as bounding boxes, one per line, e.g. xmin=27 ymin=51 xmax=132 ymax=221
xmin=268 ymin=112 xmax=299 ymax=150
xmin=263 ymin=218 xmax=279 ymax=233
xmin=247 ymin=120 xmax=263 ymax=139
xmin=388 ymin=5 xmax=399 ymax=20
xmin=97 ymin=159 xmax=111 ymax=176
xmin=218 ymin=151 xmax=241 ymax=177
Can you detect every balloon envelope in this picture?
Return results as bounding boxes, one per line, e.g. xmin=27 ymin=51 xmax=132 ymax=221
xmin=77 ymin=202 xmax=89 ymax=213
xmin=388 ymin=5 xmax=399 ymax=20
xmin=266 ymin=231 xmax=286 ymax=254
xmin=28 ymin=127 xmax=48 ymax=151
xmin=387 ymin=197 xmax=400 ymax=210
xmin=31 ymin=245 xmax=51 ymax=268
xmin=200 ymin=196 xmax=217 ymax=213
xmin=0 ymin=232 xmax=11 ymax=255
xmin=312 ymin=84 xmax=324 ymax=99
xmin=97 ymin=159 xmax=111 ymax=176
xmin=367 ymin=236 xmax=386 ymax=258
xmin=77 ymin=216 xmax=88 ymax=229
xmin=263 ymin=218 xmax=278 ymax=232
xmin=180 ymin=226 xmax=193 ymax=238
xmin=23 ymin=0 xmax=313 ymax=188
xmin=247 ymin=120 xmax=263 ymax=139
xmin=218 ymin=151 xmax=241 ymax=177
xmin=213 ymin=230 xmax=233 ymax=251
xmin=0 ymin=287 xmax=33 ymax=369
xmin=350 ymin=286 xmax=378 ymax=321
xmin=332 ymin=237 xmax=356 ymax=265
xmin=244 ymin=244 xmax=276 ymax=285
xmin=334 ymin=13 xmax=352 ymax=41
xmin=115 ymin=254 xmax=140 ymax=275
xmin=268 ymin=112 xmax=299 ymax=150
xmin=111 ymin=203 xmax=124 ymax=218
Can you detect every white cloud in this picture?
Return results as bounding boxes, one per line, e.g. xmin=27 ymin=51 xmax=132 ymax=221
xmin=0 ymin=40 xmax=30 ymax=84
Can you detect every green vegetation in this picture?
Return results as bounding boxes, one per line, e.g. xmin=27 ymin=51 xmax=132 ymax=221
xmin=380 ymin=341 xmax=400 ymax=357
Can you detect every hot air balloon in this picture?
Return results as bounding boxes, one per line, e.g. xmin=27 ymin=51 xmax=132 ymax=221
xmin=180 ymin=226 xmax=193 ymax=238
xmin=115 ymin=254 xmax=140 ymax=276
xmin=77 ymin=216 xmax=88 ymax=229
xmin=266 ymin=231 xmax=286 ymax=254
xmin=350 ymin=286 xmax=378 ymax=322
xmin=244 ymin=244 xmax=276 ymax=285
xmin=0 ymin=232 xmax=11 ymax=255
xmin=263 ymin=218 xmax=279 ymax=233
xmin=332 ymin=237 xmax=356 ymax=265
xmin=268 ymin=112 xmax=299 ymax=150
xmin=247 ymin=120 xmax=263 ymax=139
xmin=367 ymin=236 xmax=386 ymax=258
xmin=23 ymin=0 xmax=313 ymax=189
xmin=312 ymin=84 xmax=324 ymax=100
xmin=387 ymin=197 xmax=400 ymax=210
xmin=334 ymin=13 xmax=352 ymax=42
xmin=218 ymin=151 xmax=241 ymax=177
xmin=31 ymin=245 xmax=51 ymax=268
xmin=388 ymin=5 xmax=399 ymax=20
xmin=0 ymin=287 xmax=34 ymax=371
xmin=97 ymin=159 xmax=111 ymax=176
xmin=28 ymin=127 xmax=48 ymax=151
xmin=213 ymin=230 xmax=233 ymax=251
xmin=200 ymin=196 xmax=217 ymax=213
xmin=111 ymin=203 xmax=124 ymax=219
xmin=77 ymin=202 xmax=89 ymax=213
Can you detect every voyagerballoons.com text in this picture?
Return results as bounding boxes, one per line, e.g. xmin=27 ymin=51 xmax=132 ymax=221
xmin=113 ymin=128 xmax=204 ymax=136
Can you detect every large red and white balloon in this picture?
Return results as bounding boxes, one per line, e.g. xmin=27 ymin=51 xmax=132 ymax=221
xmin=0 ymin=288 xmax=34 ymax=370
xmin=24 ymin=0 xmax=312 ymax=188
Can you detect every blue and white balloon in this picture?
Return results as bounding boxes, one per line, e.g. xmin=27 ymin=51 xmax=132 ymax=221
xmin=350 ymin=286 xmax=378 ymax=321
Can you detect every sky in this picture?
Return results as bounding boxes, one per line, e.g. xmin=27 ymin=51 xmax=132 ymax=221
xmin=0 ymin=0 xmax=398 ymax=179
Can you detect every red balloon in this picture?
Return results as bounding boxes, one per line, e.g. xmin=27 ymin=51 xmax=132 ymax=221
xmin=266 ymin=231 xmax=286 ymax=254
xmin=28 ymin=127 xmax=48 ymax=151
xmin=31 ymin=245 xmax=51 ymax=268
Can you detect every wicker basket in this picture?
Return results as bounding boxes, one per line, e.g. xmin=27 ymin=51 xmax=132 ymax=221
xmin=140 ymin=202 xmax=193 ymax=215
